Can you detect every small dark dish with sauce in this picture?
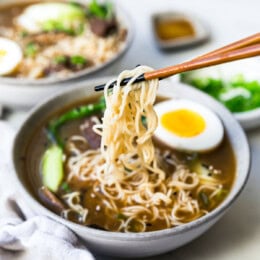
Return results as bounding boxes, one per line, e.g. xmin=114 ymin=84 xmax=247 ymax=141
xmin=152 ymin=11 xmax=210 ymax=50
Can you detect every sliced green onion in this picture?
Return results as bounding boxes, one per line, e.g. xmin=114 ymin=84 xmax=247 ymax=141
xmin=24 ymin=42 xmax=38 ymax=57
xmin=141 ymin=115 xmax=147 ymax=128
xmin=47 ymin=96 xmax=106 ymax=147
xmin=215 ymin=188 xmax=228 ymax=201
xmin=70 ymin=55 xmax=87 ymax=66
xmin=60 ymin=182 xmax=71 ymax=193
xmin=88 ymin=0 xmax=114 ymax=20
xmin=19 ymin=31 xmax=28 ymax=38
xmin=54 ymin=55 xmax=67 ymax=65
xmin=117 ymin=213 xmax=126 ymax=220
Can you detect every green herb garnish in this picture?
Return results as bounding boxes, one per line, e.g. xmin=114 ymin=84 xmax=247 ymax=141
xmin=69 ymin=1 xmax=84 ymax=8
xmin=35 ymin=3 xmax=86 ymax=35
xmin=199 ymin=192 xmax=210 ymax=207
xmin=215 ymin=188 xmax=228 ymax=201
xmin=24 ymin=42 xmax=38 ymax=57
xmin=141 ymin=115 xmax=147 ymax=128
xmin=117 ymin=213 xmax=127 ymax=220
xmin=88 ymin=0 xmax=113 ymax=20
xmin=70 ymin=55 xmax=87 ymax=66
xmin=42 ymin=20 xmax=85 ymax=35
xmin=19 ymin=31 xmax=28 ymax=38
xmin=60 ymin=182 xmax=71 ymax=193
xmin=124 ymin=167 xmax=132 ymax=173
xmin=47 ymin=96 xmax=106 ymax=147
xmin=53 ymin=55 xmax=87 ymax=67
xmin=75 ymin=22 xmax=85 ymax=35
xmin=54 ymin=55 xmax=67 ymax=65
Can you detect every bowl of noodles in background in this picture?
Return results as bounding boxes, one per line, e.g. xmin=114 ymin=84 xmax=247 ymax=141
xmin=12 ymin=68 xmax=250 ymax=257
xmin=0 ymin=0 xmax=133 ymax=107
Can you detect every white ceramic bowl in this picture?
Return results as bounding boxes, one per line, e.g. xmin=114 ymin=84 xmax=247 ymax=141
xmin=12 ymin=79 xmax=250 ymax=258
xmin=0 ymin=0 xmax=134 ymax=108
xmin=179 ymin=58 xmax=260 ymax=130
xmin=235 ymin=108 xmax=260 ymax=130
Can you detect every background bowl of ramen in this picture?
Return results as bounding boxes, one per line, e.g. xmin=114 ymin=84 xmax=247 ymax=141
xmin=12 ymin=78 xmax=250 ymax=257
xmin=0 ymin=0 xmax=133 ymax=108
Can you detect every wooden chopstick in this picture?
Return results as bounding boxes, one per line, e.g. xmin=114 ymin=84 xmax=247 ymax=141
xmin=192 ymin=33 xmax=260 ymax=61
xmin=145 ymin=44 xmax=260 ymax=80
xmin=95 ymin=33 xmax=260 ymax=91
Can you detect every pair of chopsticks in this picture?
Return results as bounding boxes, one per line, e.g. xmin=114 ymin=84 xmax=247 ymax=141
xmin=95 ymin=33 xmax=260 ymax=91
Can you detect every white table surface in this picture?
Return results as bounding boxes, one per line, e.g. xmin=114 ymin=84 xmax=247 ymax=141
xmin=3 ymin=0 xmax=260 ymax=259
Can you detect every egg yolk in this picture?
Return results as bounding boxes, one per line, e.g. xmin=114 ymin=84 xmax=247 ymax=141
xmin=0 ymin=49 xmax=7 ymax=60
xmin=161 ymin=109 xmax=206 ymax=137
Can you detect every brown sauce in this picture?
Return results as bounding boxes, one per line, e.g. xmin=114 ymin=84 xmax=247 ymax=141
xmin=155 ymin=18 xmax=195 ymax=41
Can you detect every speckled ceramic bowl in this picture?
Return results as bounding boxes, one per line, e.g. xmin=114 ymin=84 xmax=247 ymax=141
xmin=12 ymin=78 xmax=250 ymax=258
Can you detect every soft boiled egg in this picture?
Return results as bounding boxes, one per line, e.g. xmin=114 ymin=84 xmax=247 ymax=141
xmin=16 ymin=3 xmax=85 ymax=34
xmin=0 ymin=37 xmax=23 ymax=76
xmin=154 ymin=99 xmax=224 ymax=152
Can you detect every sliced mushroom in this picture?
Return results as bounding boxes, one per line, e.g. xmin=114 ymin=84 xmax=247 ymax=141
xmin=80 ymin=116 xmax=101 ymax=149
xmin=89 ymin=17 xmax=117 ymax=37
xmin=38 ymin=186 xmax=65 ymax=214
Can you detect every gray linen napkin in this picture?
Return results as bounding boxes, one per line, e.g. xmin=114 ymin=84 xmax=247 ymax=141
xmin=0 ymin=121 xmax=94 ymax=260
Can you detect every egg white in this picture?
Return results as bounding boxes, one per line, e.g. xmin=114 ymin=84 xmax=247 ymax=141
xmin=154 ymin=99 xmax=224 ymax=152
xmin=16 ymin=3 xmax=85 ymax=33
xmin=0 ymin=37 xmax=23 ymax=76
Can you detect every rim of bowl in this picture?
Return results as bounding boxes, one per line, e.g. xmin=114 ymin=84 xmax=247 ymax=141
xmin=12 ymin=78 xmax=251 ymax=241
xmin=0 ymin=0 xmax=134 ymax=86
xmin=235 ymin=106 xmax=260 ymax=120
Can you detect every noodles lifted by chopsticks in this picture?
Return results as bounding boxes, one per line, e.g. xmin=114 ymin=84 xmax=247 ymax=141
xmin=97 ymin=65 xmax=163 ymax=184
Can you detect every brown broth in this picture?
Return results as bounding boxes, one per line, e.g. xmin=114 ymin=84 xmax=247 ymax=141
xmin=24 ymin=96 xmax=236 ymax=232
xmin=0 ymin=2 xmax=29 ymax=27
xmin=0 ymin=0 xmax=64 ymax=27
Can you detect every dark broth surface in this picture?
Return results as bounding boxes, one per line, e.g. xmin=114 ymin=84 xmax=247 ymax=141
xmin=24 ymin=96 xmax=236 ymax=232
